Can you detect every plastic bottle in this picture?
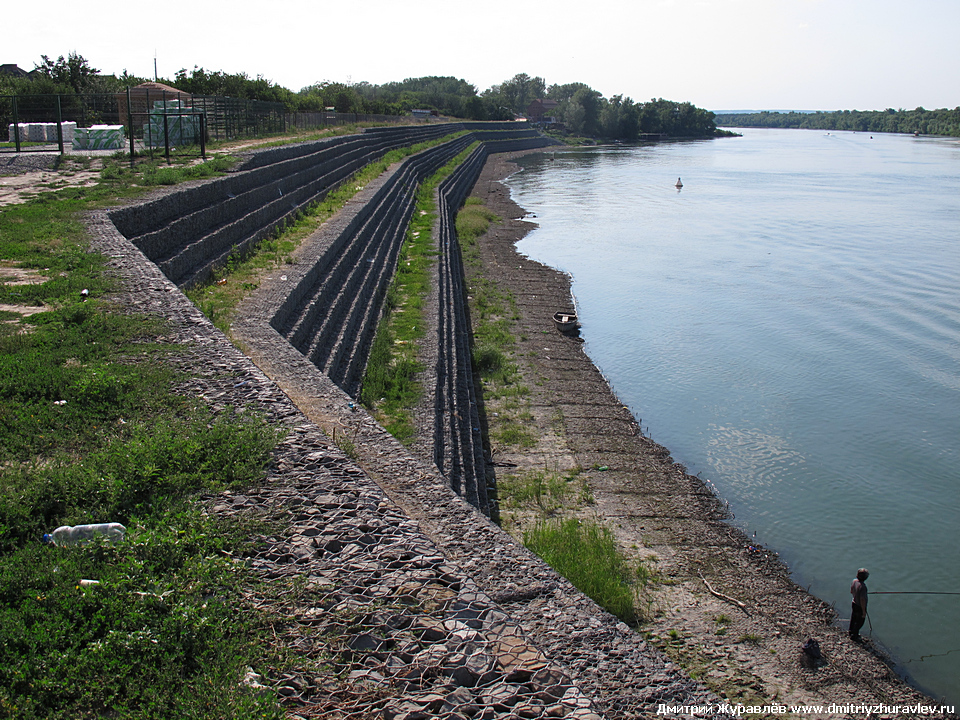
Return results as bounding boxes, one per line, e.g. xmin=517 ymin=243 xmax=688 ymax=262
xmin=42 ymin=523 xmax=126 ymax=546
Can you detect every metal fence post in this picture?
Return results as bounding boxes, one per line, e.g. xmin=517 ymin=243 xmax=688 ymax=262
xmin=177 ymin=92 xmax=183 ymax=154
xmin=199 ymin=114 xmax=206 ymax=159
xmin=144 ymin=89 xmax=151 ymax=157
xmin=12 ymin=95 xmax=21 ymax=153
xmin=163 ymin=111 xmax=170 ymax=164
xmin=56 ymin=95 xmax=64 ymax=154
xmin=127 ymin=87 xmax=135 ymax=163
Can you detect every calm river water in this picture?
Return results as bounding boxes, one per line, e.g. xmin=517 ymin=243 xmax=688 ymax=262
xmin=505 ymin=128 xmax=960 ymax=703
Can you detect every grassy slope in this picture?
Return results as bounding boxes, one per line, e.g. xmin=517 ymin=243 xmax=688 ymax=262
xmin=0 ymin=156 xmax=288 ymax=719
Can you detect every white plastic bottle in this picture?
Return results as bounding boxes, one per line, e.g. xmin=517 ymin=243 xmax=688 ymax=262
xmin=42 ymin=523 xmax=126 ymax=546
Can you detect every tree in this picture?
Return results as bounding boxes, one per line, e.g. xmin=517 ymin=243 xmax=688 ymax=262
xmin=618 ymin=97 xmax=640 ymax=140
xmin=33 ymin=53 xmax=123 ymax=94
xmin=714 ymin=108 xmax=960 ymax=137
xmin=546 ymin=82 xmax=594 ymax=103
xmin=565 ymin=101 xmax=587 ymax=135
xmin=173 ymin=67 xmax=297 ymax=108
xmin=484 ymin=73 xmax=547 ymax=115
xmin=570 ymin=87 xmax=602 ymax=136
xmin=36 ymin=53 xmax=98 ymax=93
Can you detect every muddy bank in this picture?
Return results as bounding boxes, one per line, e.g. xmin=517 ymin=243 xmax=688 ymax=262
xmin=469 ymin=150 xmax=948 ymax=712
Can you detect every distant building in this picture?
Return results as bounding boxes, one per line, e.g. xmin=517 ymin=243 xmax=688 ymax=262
xmin=526 ymin=98 xmax=559 ymax=123
xmin=411 ymin=109 xmax=440 ymax=119
xmin=0 ymin=63 xmax=32 ymax=78
xmin=116 ymin=81 xmax=188 ymax=125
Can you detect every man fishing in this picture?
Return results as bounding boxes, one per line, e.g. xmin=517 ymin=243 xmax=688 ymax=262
xmin=850 ymin=568 xmax=869 ymax=641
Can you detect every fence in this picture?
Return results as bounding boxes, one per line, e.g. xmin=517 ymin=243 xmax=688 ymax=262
xmin=2 ymin=90 xmax=285 ymax=158
xmin=286 ymin=111 xmax=410 ymax=129
xmin=1 ymin=91 xmax=427 ymax=160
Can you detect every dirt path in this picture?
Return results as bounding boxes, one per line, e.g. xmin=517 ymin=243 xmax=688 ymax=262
xmin=469 ymin=151 xmax=946 ymax=713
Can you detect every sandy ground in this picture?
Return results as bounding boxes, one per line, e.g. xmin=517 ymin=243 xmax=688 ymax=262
xmin=468 ymin=150 xmax=951 ymax=714
xmin=0 ymin=263 xmax=51 ymax=319
xmin=0 ymin=157 xmax=103 ymax=207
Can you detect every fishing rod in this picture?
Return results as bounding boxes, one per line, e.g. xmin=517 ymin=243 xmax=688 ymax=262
xmin=871 ymin=591 xmax=960 ymax=595
xmin=857 ymin=591 xmax=960 ymax=639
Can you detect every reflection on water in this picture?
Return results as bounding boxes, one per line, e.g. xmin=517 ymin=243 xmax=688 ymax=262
xmin=506 ymin=129 xmax=960 ymax=703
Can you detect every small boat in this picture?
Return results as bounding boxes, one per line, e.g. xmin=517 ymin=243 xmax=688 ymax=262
xmin=675 ymin=177 xmax=683 ymax=189
xmin=553 ymin=310 xmax=580 ymax=334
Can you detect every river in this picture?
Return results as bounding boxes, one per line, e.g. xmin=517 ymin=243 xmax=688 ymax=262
xmin=504 ymin=128 xmax=960 ymax=704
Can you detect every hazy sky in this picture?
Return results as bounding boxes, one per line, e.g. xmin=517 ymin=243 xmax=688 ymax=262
xmin=7 ymin=0 xmax=959 ymax=111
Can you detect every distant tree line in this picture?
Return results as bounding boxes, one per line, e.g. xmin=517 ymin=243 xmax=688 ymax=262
xmin=482 ymin=73 xmax=720 ymax=139
xmin=0 ymin=53 xmax=148 ymax=96
xmin=297 ymin=74 xmax=721 ymax=138
xmin=297 ymin=76 xmax=509 ymax=119
xmin=3 ymin=54 xmax=721 ymax=139
xmin=716 ymin=108 xmax=960 ymax=137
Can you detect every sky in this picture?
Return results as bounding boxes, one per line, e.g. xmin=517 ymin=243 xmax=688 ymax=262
xmin=6 ymin=0 xmax=959 ymax=112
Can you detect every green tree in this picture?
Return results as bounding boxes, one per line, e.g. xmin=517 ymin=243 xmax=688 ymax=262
xmin=714 ymin=107 xmax=960 ymax=137
xmin=565 ymin=101 xmax=587 ymax=135
xmin=567 ymin=87 xmax=602 ymax=136
xmin=618 ymin=97 xmax=640 ymax=140
xmin=484 ymin=73 xmax=547 ymax=115
xmin=36 ymin=52 xmax=102 ymax=93
xmin=173 ymin=67 xmax=296 ymax=108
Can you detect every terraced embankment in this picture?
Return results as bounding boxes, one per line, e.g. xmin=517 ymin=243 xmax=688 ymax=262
xmin=91 ymin=123 xmax=728 ymax=718
xmin=109 ymin=124 xmax=455 ymax=290
xmin=109 ymin=124 xmax=547 ymax=515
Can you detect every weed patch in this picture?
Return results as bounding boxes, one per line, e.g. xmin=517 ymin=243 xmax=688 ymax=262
xmin=493 ymin=422 xmax=537 ymax=449
xmin=457 ymin=198 xmax=532 ymax=455
xmin=523 ymin=518 xmax=652 ymax=622
xmin=496 ymin=468 xmax=584 ymax=514
xmin=0 ymin=509 xmax=285 ymax=719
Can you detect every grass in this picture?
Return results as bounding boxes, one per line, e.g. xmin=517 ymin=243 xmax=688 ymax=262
xmin=210 ymin=122 xmax=390 ymax=152
xmin=495 ymin=467 xmax=595 ymax=515
xmin=0 ymin=510 xmax=285 ymax=719
xmin=499 ymin=471 xmax=650 ymax=622
xmin=523 ymin=518 xmax=653 ymax=622
xmin=102 ymin=154 xmax=236 ymax=186
xmin=457 ymin=198 xmax=533 ymax=451
xmin=714 ymin=613 xmax=732 ymax=635
xmin=358 ymin=141 xmax=479 ymax=442
xmin=0 ymin=158 xmax=292 ymax=718
xmin=458 ymin=198 xmax=520 ymax=389
xmin=497 ymin=469 xmax=572 ymax=514
xmin=331 ymin=425 xmax=360 ymax=461
xmin=0 ymin=305 xmax=284 ymax=718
